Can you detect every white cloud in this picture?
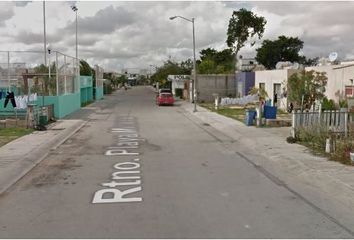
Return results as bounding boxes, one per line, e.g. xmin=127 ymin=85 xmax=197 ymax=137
xmin=1 ymin=1 xmax=354 ymax=71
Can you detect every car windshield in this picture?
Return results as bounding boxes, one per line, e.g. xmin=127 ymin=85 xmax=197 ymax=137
xmin=161 ymin=93 xmax=172 ymax=98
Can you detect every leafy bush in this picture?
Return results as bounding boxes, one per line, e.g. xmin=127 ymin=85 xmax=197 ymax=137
xmin=322 ymin=97 xmax=336 ymax=110
xmin=80 ymin=60 xmax=93 ymax=76
xmin=339 ymin=99 xmax=348 ymax=108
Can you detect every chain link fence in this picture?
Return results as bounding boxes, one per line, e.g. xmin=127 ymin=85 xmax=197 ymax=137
xmin=94 ymin=64 xmax=104 ymax=88
xmin=0 ymin=50 xmax=79 ymax=97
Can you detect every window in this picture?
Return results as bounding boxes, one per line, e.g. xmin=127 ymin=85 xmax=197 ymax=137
xmin=259 ymin=83 xmax=265 ymax=90
xmin=345 ymin=86 xmax=354 ymax=97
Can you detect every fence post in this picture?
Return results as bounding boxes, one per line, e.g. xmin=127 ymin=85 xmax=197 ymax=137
xmin=56 ymin=52 xmax=59 ymax=96
xmin=7 ymin=51 xmax=10 ymax=92
xmin=345 ymin=110 xmax=348 ymax=137
xmin=291 ymin=111 xmax=296 ymax=138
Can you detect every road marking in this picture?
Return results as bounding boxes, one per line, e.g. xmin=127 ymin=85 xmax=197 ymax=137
xmin=92 ymin=116 xmax=144 ymax=204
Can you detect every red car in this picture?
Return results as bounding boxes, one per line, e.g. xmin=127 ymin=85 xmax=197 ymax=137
xmin=156 ymin=93 xmax=174 ymax=106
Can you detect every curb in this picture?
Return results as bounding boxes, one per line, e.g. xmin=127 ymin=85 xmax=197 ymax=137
xmin=0 ymin=120 xmax=87 ymax=195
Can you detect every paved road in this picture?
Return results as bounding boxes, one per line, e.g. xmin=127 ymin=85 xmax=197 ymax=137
xmin=0 ymin=86 xmax=352 ymax=238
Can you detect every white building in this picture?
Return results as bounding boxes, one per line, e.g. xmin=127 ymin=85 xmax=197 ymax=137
xmin=306 ymin=64 xmax=354 ymax=101
xmin=255 ymin=69 xmax=300 ymax=110
xmin=167 ymin=75 xmax=190 ymax=97
xmin=236 ymin=56 xmax=257 ymax=72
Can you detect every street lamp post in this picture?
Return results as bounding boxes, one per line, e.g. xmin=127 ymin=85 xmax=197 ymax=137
xmin=43 ymin=1 xmax=47 ymax=65
xmin=71 ymin=5 xmax=79 ymax=79
xmin=169 ymin=15 xmax=197 ymax=112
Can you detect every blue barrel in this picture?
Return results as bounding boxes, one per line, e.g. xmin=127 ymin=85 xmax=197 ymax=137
xmin=264 ymin=106 xmax=277 ymax=119
xmin=245 ymin=109 xmax=256 ymax=126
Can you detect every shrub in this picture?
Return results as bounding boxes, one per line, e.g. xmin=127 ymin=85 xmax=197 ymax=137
xmin=297 ymin=124 xmax=329 ymax=153
xmin=322 ymin=97 xmax=336 ymax=110
xmin=339 ymin=99 xmax=348 ymax=109
xmin=330 ymin=139 xmax=353 ymax=165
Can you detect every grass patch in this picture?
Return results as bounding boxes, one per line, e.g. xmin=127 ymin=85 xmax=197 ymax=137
xmin=0 ymin=128 xmax=34 ymax=147
xmin=199 ymin=103 xmax=246 ymax=122
xmin=295 ymin=125 xmax=354 ymax=165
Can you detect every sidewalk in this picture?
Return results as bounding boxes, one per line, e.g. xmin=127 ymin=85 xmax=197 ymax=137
xmin=180 ymin=102 xmax=354 ymax=223
xmin=0 ymin=120 xmax=86 ymax=194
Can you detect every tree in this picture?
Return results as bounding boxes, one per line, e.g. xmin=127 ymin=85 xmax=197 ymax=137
xmin=137 ymin=75 xmax=148 ymax=85
xmin=151 ymin=60 xmax=192 ymax=87
xmin=199 ymin=48 xmax=218 ymax=61
xmin=287 ymin=70 xmax=328 ymax=109
xmin=226 ymin=8 xmax=266 ymax=57
xmin=249 ymin=86 xmax=268 ymax=102
xmin=118 ymin=75 xmax=128 ymax=84
xmin=198 ymin=59 xmax=216 ymax=74
xmin=255 ymin=35 xmax=305 ymax=69
xmin=180 ymin=59 xmax=193 ymax=74
xmin=32 ymin=63 xmax=57 ymax=95
xmin=197 ymin=48 xmax=235 ymax=74
xmin=80 ymin=60 xmax=92 ymax=76
xmin=302 ymin=57 xmax=319 ymax=67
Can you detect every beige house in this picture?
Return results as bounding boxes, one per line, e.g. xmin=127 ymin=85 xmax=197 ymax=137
xmin=255 ymin=69 xmax=299 ymax=110
xmin=306 ymin=64 xmax=354 ymax=102
xmin=255 ymin=63 xmax=354 ymax=110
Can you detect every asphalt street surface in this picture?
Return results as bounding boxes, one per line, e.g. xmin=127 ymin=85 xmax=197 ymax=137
xmin=0 ymin=86 xmax=352 ymax=238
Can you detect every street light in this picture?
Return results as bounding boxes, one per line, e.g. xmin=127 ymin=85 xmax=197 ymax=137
xmin=71 ymin=5 xmax=79 ymax=79
xmin=169 ymin=15 xmax=197 ymax=112
xmin=43 ymin=1 xmax=47 ymax=65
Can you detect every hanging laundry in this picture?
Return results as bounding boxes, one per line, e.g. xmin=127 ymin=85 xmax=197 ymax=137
xmin=28 ymin=93 xmax=38 ymax=102
xmin=4 ymin=92 xmax=16 ymax=108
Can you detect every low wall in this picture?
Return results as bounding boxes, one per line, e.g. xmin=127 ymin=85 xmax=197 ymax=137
xmin=80 ymin=75 xmax=93 ymax=104
xmin=0 ymin=92 xmax=80 ymax=119
xmin=197 ymin=74 xmax=236 ymax=102
xmin=95 ymin=87 xmax=104 ymax=100
xmin=81 ymin=87 xmax=93 ymax=104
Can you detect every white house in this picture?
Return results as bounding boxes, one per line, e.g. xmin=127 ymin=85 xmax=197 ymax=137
xmin=306 ymin=64 xmax=354 ymax=101
xmin=167 ymin=75 xmax=190 ymax=97
xmin=255 ymin=69 xmax=299 ymax=110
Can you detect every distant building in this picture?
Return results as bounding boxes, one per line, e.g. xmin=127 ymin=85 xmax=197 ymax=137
xmin=236 ymin=55 xmax=257 ymax=72
xmin=167 ymin=75 xmax=190 ymax=98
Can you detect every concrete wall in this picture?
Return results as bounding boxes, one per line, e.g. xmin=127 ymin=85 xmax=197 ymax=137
xmin=95 ymin=86 xmax=104 ymax=100
xmin=255 ymin=69 xmax=299 ymax=110
xmin=197 ymin=74 xmax=236 ymax=102
xmin=80 ymin=76 xmax=93 ymax=105
xmin=0 ymin=92 xmax=81 ymax=119
xmin=306 ymin=64 xmax=354 ymax=102
xmin=37 ymin=93 xmax=81 ymax=119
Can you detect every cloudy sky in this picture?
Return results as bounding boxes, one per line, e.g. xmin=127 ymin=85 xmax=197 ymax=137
xmin=1 ymin=1 xmax=354 ymax=72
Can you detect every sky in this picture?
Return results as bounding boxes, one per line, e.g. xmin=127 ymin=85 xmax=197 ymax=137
xmin=1 ymin=1 xmax=354 ymax=72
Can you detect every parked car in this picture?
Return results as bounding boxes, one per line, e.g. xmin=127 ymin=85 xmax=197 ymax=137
xmin=159 ymin=88 xmax=172 ymax=94
xmin=156 ymin=92 xmax=174 ymax=106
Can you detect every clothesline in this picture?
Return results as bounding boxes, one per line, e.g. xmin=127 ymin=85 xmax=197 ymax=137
xmin=1 ymin=91 xmax=38 ymax=109
xmin=220 ymin=94 xmax=259 ymax=106
xmin=14 ymin=93 xmax=38 ymax=109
